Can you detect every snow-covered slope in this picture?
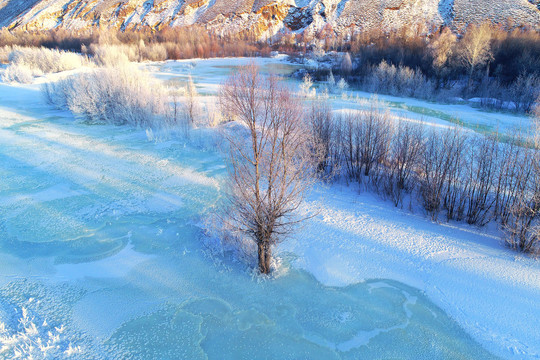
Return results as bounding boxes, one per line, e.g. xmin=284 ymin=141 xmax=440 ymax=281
xmin=0 ymin=0 xmax=538 ymax=35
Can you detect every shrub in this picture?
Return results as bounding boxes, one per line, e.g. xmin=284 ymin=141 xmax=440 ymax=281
xmin=364 ymin=61 xmax=434 ymax=99
xmin=2 ymin=64 xmax=39 ymax=83
xmin=8 ymin=46 xmax=85 ymax=73
xmin=87 ymin=42 xmax=168 ymax=64
xmin=2 ymin=46 xmax=86 ymax=83
xmin=43 ymin=64 xmax=181 ymax=130
xmin=504 ymin=197 xmax=539 ymax=255
xmin=509 ymin=73 xmax=540 ymax=113
xmin=0 ymin=45 xmax=13 ymax=63
xmin=340 ymin=101 xmax=393 ymax=183
xmin=382 ymin=119 xmax=425 ymax=207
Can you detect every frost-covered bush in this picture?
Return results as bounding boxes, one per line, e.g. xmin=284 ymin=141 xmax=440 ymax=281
xmin=365 ymin=61 xmax=434 ymax=99
xmin=2 ymin=64 xmax=40 ymax=84
xmin=183 ymin=74 xmax=201 ymax=125
xmin=8 ymin=47 xmax=85 ymax=73
xmin=337 ymin=78 xmax=349 ymax=93
xmin=89 ymin=44 xmax=131 ymax=67
xmin=299 ymin=73 xmax=316 ymax=98
xmin=2 ymin=46 xmax=86 ymax=83
xmin=43 ymin=64 xmax=182 ymax=130
xmin=87 ymin=42 xmax=168 ymax=65
xmin=0 ymin=45 xmax=13 ymax=63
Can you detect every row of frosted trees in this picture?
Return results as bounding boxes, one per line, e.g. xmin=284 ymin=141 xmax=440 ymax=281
xmin=309 ymin=101 xmax=540 ymax=254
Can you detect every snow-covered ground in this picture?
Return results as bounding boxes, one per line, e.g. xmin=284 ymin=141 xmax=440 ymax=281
xmin=0 ymin=56 xmax=539 ymax=359
xmin=286 ymin=186 xmax=540 ymax=359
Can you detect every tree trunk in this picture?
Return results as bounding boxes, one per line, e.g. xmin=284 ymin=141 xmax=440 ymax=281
xmin=467 ymin=65 xmax=475 ymax=92
xmin=257 ymin=241 xmax=272 ymax=274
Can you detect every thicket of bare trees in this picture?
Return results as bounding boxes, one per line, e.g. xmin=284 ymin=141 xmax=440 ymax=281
xmin=309 ymin=23 xmax=540 ymax=112
xmin=383 ymin=120 xmax=424 ymax=207
xmin=219 ymin=65 xmax=317 ymax=274
xmin=420 ymin=127 xmax=467 ymax=221
xmin=305 ymin=98 xmax=540 ymax=255
xmin=339 ymin=105 xmax=393 ymax=182
xmin=0 ymin=26 xmax=271 ymax=62
xmin=308 ymin=101 xmax=334 ymax=176
xmin=504 ymin=106 xmax=540 ymax=253
xmin=2 ymin=23 xmax=539 ymax=112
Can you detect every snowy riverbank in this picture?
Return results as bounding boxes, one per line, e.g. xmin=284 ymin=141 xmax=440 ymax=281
xmin=284 ymin=185 xmax=540 ymax=359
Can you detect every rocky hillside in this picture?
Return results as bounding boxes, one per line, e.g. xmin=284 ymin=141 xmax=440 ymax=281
xmin=0 ymin=0 xmax=539 ymax=36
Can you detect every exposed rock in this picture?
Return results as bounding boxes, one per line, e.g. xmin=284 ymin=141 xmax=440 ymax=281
xmin=0 ymin=0 xmax=538 ymax=36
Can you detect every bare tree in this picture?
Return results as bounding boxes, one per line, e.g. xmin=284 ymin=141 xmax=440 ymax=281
xmin=341 ymin=101 xmax=392 ymax=184
xmin=505 ymin=109 xmax=540 ymax=254
xmin=184 ymin=74 xmax=200 ymax=125
xmin=494 ymin=134 xmax=533 ymax=224
xmin=342 ymin=111 xmax=362 ymax=182
xmin=464 ymin=135 xmax=498 ymax=225
xmin=358 ymin=103 xmax=393 ymax=177
xmin=420 ymin=127 xmax=466 ymax=220
xmin=219 ymin=64 xmax=316 ymax=274
xmin=509 ymin=73 xmax=540 ymax=113
xmin=442 ymin=129 xmax=468 ymax=222
xmin=308 ymin=100 xmax=334 ymax=176
xmin=457 ymin=23 xmax=493 ymax=88
xmin=383 ymin=119 xmax=425 ymax=207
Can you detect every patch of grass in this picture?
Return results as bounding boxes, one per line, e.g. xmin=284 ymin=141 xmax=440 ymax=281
xmin=345 ymin=97 xmax=536 ymax=146
xmin=390 ymin=102 xmax=456 ymax=122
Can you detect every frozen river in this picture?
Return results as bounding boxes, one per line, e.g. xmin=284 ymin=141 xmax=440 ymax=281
xmin=0 ymin=57 xmax=526 ymax=359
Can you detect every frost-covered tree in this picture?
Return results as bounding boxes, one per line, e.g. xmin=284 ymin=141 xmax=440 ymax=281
xmin=300 ymin=73 xmax=315 ymax=98
xmin=337 ymin=78 xmax=349 ymax=93
xmin=458 ymin=23 xmax=493 ymax=87
xmin=312 ymin=40 xmax=326 ymax=59
xmin=327 ymin=70 xmax=336 ymax=92
xmin=219 ymin=65 xmax=316 ymax=274
xmin=341 ymin=53 xmax=352 ymax=75
xmin=429 ymin=27 xmax=457 ymax=79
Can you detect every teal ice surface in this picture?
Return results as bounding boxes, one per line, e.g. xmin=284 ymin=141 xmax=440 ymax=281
xmin=0 ymin=71 xmax=499 ymax=360
xmin=148 ymin=58 xmax=302 ymax=92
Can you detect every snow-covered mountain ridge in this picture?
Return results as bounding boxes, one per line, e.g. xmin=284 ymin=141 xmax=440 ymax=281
xmin=0 ymin=0 xmax=539 ymax=37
